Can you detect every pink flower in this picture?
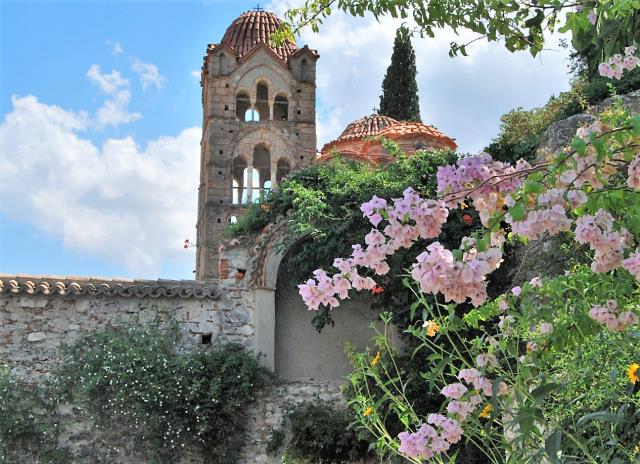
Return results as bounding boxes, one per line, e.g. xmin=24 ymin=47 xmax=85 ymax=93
xmin=441 ymin=383 xmax=468 ymax=400
xmin=587 ymin=10 xmax=597 ymax=25
xmin=457 ymin=368 xmax=481 ymax=385
xmin=499 ymin=300 xmax=510 ymax=311
xmin=476 ymin=353 xmax=498 ymax=369
xmin=623 ymin=252 xmax=640 ymax=281
xmin=539 ymin=322 xmax=554 ymax=334
xmin=529 ymin=276 xmax=543 ymax=288
xmin=511 ymin=286 xmax=521 ymax=296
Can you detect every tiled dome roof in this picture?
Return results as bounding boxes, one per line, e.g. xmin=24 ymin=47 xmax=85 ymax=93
xmin=221 ymin=10 xmax=298 ymax=61
xmin=336 ymin=114 xmax=399 ymax=141
xmin=377 ymin=121 xmax=457 ymax=149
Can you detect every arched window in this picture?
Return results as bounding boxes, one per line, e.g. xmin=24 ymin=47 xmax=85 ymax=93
xmin=253 ymin=144 xmax=271 ymax=200
xmin=274 ymin=95 xmax=289 ymax=121
xmin=276 ymin=158 xmax=291 ymax=183
xmin=244 ymin=108 xmax=260 ymax=122
xmin=236 ymin=91 xmax=250 ymax=120
xmin=256 ymin=82 xmax=270 ymax=120
xmin=229 ymin=215 xmax=238 ymax=224
xmin=263 ymin=179 xmax=272 ymax=195
xmin=243 ymin=167 xmax=260 ymax=203
xmin=232 ymin=157 xmax=247 ymax=204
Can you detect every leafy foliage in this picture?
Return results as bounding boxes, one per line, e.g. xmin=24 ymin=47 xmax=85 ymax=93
xmin=275 ymin=400 xmax=372 ymax=464
xmin=56 ymin=326 xmax=272 ymax=464
xmin=379 ymin=26 xmax=421 ymax=122
xmin=225 ymin=147 xmax=471 ymax=330
xmin=0 ymin=368 xmax=70 ymax=463
xmin=274 ymin=0 xmax=638 ymax=60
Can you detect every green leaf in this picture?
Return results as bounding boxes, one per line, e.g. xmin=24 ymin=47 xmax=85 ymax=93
xmin=544 ymin=429 xmax=562 ymax=464
xmin=523 ymin=180 xmax=543 ymax=194
xmin=631 ymin=114 xmax=640 ymax=136
xmin=508 ymin=203 xmax=526 ymax=222
xmin=571 ymin=137 xmax=587 ymax=155
xmin=576 ymin=411 xmax=622 ymax=428
xmin=530 ymin=383 xmax=562 ymax=403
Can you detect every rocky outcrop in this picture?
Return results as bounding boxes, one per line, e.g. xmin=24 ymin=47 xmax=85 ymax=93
xmin=537 ymin=90 xmax=640 ymax=159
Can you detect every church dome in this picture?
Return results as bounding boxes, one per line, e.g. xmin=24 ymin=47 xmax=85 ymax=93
xmin=336 ymin=114 xmax=399 ymax=141
xmin=377 ymin=121 xmax=457 ymax=150
xmin=221 ymin=10 xmax=298 ymax=61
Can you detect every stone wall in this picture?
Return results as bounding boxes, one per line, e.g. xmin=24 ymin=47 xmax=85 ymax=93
xmin=0 ymin=275 xmax=251 ymax=383
xmin=0 ymin=273 xmax=359 ymax=464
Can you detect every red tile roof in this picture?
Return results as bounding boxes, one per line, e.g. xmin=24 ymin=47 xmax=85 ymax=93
xmin=336 ymin=114 xmax=399 ymax=141
xmin=377 ymin=121 xmax=457 ymax=149
xmin=221 ymin=11 xmax=298 ymax=61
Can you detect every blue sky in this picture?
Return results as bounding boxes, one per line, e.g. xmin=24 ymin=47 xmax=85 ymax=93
xmin=0 ymin=0 xmax=573 ymax=280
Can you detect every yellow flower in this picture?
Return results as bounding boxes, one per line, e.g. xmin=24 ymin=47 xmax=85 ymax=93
xmin=479 ymin=404 xmax=492 ymax=418
xmin=423 ymin=320 xmax=440 ymax=337
xmin=628 ymin=363 xmax=639 ymax=384
xmin=363 ymin=407 xmax=374 ymax=417
xmin=371 ymin=351 xmax=381 ymax=367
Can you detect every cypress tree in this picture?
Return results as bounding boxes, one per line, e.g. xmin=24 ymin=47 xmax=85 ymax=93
xmin=379 ymin=26 xmax=421 ymax=122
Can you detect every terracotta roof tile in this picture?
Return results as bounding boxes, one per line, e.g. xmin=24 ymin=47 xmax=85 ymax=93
xmin=336 ymin=114 xmax=399 ymax=141
xmin=377 ymin=121 xmax=457 ymax=149
xmin=0 ymin=274 xmax=221 ymax=299
xmin=221 ymin=11 xmax=298 ymax=61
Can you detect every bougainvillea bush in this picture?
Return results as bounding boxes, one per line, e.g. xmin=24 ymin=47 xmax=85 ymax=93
xmin=297 ymin=51 xmax=640 ymax=462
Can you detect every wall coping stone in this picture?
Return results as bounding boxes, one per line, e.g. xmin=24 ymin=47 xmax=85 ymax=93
xmin=0 ymin=274 xmax=222 ymax=299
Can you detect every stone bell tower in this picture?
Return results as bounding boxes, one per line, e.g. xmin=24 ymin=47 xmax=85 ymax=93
xmin=195 ymin=9 xmax=319 ymax=280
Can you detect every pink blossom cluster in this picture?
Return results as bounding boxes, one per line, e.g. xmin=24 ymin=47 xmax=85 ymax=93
xmin=410 ymin=241 xmax=502 ymax=307
xmin=398 ymin=362 xmax=511 ymax=460
xmin=628 ymin=155 xmax=640 ymax=190
xmin=575 ymin=209 xmax=632 ymax=273
xmin=507 ymin=204 xmax=573 ymax=240
xmin=299 ymin=188 xmax=449 ymax=311
xmin=589 ymin=299 xmax=638 ymax=331
xmin=436 ymin=154 xmax=531 ymax=225
xmin=599 ymin=46 xmax=640 ymax=80
xmin=455 ymin=368 xmax=509 ymax=398
xmin=397 ymin=414 xmax=463 ymax=460
xmin=556 ymin=149 xmax=614 ymax=190
xmin=623 ymin=252 xmax=640 ymax=281
xmin=575 ymin=120 xmax=603 ymax=140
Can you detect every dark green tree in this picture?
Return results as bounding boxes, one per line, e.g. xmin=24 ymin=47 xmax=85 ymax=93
xmin=379 ymin=26 xmax=421 ymax=122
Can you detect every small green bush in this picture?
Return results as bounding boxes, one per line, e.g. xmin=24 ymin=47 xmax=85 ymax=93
xmin=56 ymin=326 xmax=272 ymax=464
xmin=0 ymin=368 xmax=69 ymax=463
xmin=276 ymin=400 xmax=372 ymax=464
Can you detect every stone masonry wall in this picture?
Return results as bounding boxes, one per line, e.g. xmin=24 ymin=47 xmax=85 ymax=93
xmin=0 ymin=275 xmax=251 ymax=383
xmin=0 ymin=274 xmax=349 ymax=464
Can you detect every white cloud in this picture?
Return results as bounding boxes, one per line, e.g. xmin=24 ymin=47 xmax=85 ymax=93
xmin=131 ymin=58 xmax=166 ymax=91
xmin=106 ymin=40 xmax=124 ymax=55
xmin=86 ymin=64 xmax=141 ymax=127
xmin=0 ymin=95 xmax=200 ymax=277
xmin=191 ymin=69 xmax=201 ymax=80
xmin=86 ymin=64 xmax=128 ymax=94
xmin=268 ymin=2 xmax=572 ymax=153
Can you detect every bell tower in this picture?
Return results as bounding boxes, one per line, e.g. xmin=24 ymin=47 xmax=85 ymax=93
xmin=195 ymin=10 xmax=319 ymax=280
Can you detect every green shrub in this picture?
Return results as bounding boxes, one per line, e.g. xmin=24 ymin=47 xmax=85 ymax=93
xmin=56 ymin=326 xmax=272 ymax=464
xmin=0 ymin=368 xmax=69 ymax=463
xmin=276 ymin=400 xmax=372 ymax=464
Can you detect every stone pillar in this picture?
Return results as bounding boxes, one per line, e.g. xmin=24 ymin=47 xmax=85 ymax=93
xmin=269 ymin=102 xmax=274 ymax=121
xmin=247 ymin=164 xmax=254 ymax=202
xmin=270 ymin=165 xmax=277 ymax=187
